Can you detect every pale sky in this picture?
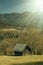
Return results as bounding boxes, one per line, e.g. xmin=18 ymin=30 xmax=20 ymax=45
xmin=0 ymin=0 xmax=41 ymax=13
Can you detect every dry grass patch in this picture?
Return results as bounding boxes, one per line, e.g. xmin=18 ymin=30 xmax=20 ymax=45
xmin=0 ymin=55 xmax=43 ymax=65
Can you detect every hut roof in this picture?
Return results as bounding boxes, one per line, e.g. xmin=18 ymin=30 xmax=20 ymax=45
xmin=13 ymin=44 xmax=28 ymax=52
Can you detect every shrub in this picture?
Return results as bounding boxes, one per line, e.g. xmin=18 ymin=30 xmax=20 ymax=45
xmin=0 ymin=33 xmax=4 ymax=40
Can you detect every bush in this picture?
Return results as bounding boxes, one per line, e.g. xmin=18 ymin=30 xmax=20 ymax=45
xmin=4 ymin=32 xmax=14 ymax=38
xmin=0 ymin=33 xmax=4 ymax=40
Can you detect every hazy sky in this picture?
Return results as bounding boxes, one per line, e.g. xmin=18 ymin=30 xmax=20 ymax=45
xmin=0 ymin=0 xmax=37 ymax=13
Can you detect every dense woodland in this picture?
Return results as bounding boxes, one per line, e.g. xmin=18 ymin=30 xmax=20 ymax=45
xmin=0 ymin=28 xmax=43 ymax=55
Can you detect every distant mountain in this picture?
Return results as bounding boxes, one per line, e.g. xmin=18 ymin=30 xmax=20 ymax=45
xmin=0 ymin=12 xmax=43 ymax=28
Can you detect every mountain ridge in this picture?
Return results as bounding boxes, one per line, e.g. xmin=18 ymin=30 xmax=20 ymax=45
xmin=0 ymin=11 xmax=43 ymax=28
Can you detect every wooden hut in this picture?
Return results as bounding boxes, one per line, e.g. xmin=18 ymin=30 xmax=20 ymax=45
xmin=12 ymin=44 xmax=32 ymax=56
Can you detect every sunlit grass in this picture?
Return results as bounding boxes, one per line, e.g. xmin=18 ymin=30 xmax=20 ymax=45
xmin=0 ymin=56 xmax=43 ymax=65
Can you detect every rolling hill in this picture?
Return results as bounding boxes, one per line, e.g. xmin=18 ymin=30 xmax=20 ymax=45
xmin=0 ymin=12 xmax=43 ymax=28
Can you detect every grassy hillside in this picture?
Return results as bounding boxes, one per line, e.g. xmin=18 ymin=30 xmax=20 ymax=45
xmin=0 ymin=28 xmax=43 ymax=55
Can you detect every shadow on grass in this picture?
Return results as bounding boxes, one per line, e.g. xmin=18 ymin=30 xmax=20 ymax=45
xmin=11 ymin=62 xmax=43 ymax=65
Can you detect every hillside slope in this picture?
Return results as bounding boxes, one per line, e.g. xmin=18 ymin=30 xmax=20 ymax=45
xmin=0 ymin=12 xmax=43 ymax=28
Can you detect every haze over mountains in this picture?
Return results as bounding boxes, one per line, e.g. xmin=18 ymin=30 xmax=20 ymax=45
xmin=0 ymin=12 xmax=43 ymax=28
